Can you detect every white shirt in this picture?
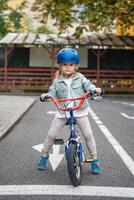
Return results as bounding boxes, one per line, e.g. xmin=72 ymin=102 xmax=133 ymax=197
xmin=55 ymin=78 xmax=89 ymax=118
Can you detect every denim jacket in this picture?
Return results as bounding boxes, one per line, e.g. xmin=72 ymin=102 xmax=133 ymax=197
xmin=47 ymin=73 xmax=96 ymax=111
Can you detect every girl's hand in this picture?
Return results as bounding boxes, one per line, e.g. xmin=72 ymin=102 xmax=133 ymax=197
xmin=40 ymin=93 xmax=49 ymax=101
xmin=95 ymin=87 xmax=102 ymax=95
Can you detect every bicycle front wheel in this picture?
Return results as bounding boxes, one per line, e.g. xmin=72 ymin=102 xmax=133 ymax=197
xmin=66 ymin=142 xmax=82 ymax=186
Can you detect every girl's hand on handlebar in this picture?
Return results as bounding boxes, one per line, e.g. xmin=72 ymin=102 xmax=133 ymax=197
xmin=89 ymin=88 xmax=105 ymax=100
xmin=40 ymin=93 xmax=50 ymax=101
xmin=95 ymin=87 xmax=102 ymax=95
xmin=95 ymin=88 xmax=105 ymax=96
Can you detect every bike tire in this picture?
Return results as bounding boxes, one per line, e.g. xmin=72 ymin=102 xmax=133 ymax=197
xmin=66 ymin=142 xmax=82 ymax=186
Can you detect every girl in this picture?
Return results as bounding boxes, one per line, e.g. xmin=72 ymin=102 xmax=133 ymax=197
xmin=38 ymin=48 xmax=101 ymax=174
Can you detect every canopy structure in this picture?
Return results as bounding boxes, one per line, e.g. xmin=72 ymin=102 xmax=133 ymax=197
xmin=0 ymin=33 xmax=134 ymax=90
xmin=0 ymin=32 xmax=134 ymax=48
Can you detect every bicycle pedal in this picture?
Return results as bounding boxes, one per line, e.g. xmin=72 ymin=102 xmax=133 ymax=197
xmin=54 ymin=139 xmax=64 ymax=145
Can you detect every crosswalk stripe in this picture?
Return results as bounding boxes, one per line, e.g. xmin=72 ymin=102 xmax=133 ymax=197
xmin=0 ymin=185 xmax=134 ymax=197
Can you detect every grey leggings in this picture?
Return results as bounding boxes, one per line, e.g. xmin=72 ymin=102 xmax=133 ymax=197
xmin=42 ymin=116 xmax=97 ymax=159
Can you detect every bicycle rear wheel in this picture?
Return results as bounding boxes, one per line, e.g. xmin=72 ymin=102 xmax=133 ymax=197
xmin=66 ymin=142 xmax=82 ymax=186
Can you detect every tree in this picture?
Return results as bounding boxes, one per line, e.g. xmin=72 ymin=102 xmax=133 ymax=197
xmin=37 ymin=25 xmax=55 ymax=34
xmin=0 ymin=0 xmax=8 ymax=38
xmin=0 ymin=0 xmax=27 ymax=38
xmin=32 ymin=0 xmax=134 ymax=37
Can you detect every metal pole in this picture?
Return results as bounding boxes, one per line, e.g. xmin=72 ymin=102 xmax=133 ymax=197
xmin=96 ymin=48 xmax=100 ymax=87
xmin=51 ymin=47 xmax=55 ymax=79
xmin=45 ymin=47 xmax=60 ymax=82
xmin=90 ymin=47 xmax=107 ymax=87
xmin=4 ymin=47 xmax=8 ymax=89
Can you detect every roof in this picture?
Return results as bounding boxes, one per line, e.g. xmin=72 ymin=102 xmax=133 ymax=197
xmin=0 ymin=32 xmax=134 ymax=48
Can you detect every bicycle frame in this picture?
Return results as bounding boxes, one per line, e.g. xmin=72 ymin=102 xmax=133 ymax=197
xmin=46 ymin=92 xmax=92 ymax=161
xmin=65 ymin=107 xmax=82 ymax=159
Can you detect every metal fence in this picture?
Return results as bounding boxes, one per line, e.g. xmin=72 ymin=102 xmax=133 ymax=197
xmin=0 ymin=67 xmax=134 ymax=92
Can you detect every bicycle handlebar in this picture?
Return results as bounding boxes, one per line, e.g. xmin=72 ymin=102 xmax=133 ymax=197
xmin=42 ymin=92 xmax=92 ymax=111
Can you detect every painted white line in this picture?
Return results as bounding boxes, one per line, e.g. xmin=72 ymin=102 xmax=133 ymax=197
xmin=49 ymin=145 xmax=64 ymax=171
xmin=88 ymin=109 xmax=96 ymax=116
xmin=95 ymin=120 xmax=103 ymax=125
xmin=92 ymin=116 xmax=99 ymax=120
xmin=105 ymin=100 xmax=134 ymax=107
xmin=122 ymin=102 xmax=134 ymax=107
xmin=0 ymin=185 xmax=134 ymax=197
xmin=99 ymin=124 xmax=134 ymax=176
xmin=88 ymin=106 xmax=134 ymax=176
xmin=47 ymin=111 xmax=56 ymax=114
xmin=121 ymin=113 xmax=134 ymax=119
xmin=32 ymin=143 xmax=43 ymax=152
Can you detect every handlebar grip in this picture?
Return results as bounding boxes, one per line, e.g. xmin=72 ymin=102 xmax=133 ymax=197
xmin=100 ymin=89 xmax=105 ymax=96
xmin=40 ymin=95 xmax=50 ymax=102
xmin=40 ymin=96 xmax=44 ymax=102
xmin=89 ymin=90 xmax=96 ymax=96
xmin=90 ymin=89 xmax=105 ymax=96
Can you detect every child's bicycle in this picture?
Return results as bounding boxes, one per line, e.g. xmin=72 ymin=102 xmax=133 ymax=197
xmin=43 ymin=91 xmax=99 ymax=186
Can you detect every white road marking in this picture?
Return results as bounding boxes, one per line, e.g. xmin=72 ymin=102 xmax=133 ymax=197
xmin=121 ymin=113 xmax=134 ymax=119
xmin=95 ymin=120 xmax=103 ymax=125
xmin=121 ymin=102 xmax=134 ymax=107
xmin=104 ymin=100 xmax=134 ymax=107
xmin=92 ymin=116 xmax=99 ymax=120
xmin=89 ymin=106 xmax=134 ymax=176
xmin=101 ymin=100 xmax=134 ymax=119
xmin=99 ymin=124 xmax=134 ymax=176
xmin=47 ymin=111 xmax=56 ymax=114
xmin=32 ymin=143 xmax=43 ymax=152
xmin=32 ymin=144 xmax=64 ymax=171
xmin=49 ymin=145 xmax=64 ymax=171
xmin=0 ymin=185 xmax=134 ymax=197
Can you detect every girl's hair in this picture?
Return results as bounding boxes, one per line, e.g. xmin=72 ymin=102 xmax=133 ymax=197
xmin=54 ymin=70 xmax=62 ymax=79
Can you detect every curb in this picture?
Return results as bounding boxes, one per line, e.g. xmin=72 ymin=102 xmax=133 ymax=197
xmin=0 ymin=98 xmax=36 ymax=141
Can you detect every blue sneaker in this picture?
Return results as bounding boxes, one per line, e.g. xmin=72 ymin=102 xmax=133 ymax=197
xmin=91 ymin=159 xmax=101 ymax=174
xmin=37 ymin=156 xmax=49 ymax=170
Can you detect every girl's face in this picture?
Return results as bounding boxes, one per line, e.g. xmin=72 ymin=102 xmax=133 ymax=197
xmin=60 ymin=63 xmax=77 ymax=76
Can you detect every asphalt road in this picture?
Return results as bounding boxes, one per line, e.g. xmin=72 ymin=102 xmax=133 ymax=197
xmin=0 ymin=96 xmax=134 ymax=200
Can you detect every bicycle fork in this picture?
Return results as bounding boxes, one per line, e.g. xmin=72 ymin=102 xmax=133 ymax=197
xmin=65 ymin=131 xmax=83 ymax=162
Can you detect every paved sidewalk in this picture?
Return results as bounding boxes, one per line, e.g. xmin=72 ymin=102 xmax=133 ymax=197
xmin=0 ymin=95 xmax=36 ymax=139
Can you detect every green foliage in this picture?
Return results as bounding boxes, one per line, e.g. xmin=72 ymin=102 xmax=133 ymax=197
xmin=0 ymin=0 xmax=26 ymax=38
xmin=0 ymin=16 xmax=8 ymax=38
xmin=32 ymin=0 xmax=134 ymax=36
xmin=0 ymin=0 xmax=7 ymax=38
xmin=0 ymin=0 xmax=7 ymax=10
xmin=37 ymin=25 xmax=55 ymax=34
xmin=9 ymin=11 xmax=21 ymax=30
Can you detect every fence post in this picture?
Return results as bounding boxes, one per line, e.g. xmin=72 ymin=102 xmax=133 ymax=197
xmin=45 ymin=47 xmax=60 ymax=82
xmin=51 ymin=47 xmax=56 ymax=79
xmin=96 ymin=48 xmax=101 ymax=87
xmin=4 ymin=47 xmax=8 ymax=90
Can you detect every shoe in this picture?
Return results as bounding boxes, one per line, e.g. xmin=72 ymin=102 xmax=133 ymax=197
xmin=91 ymin=159 xmax=101 ymax=174
xmin=37 ymin=156 xmax=49 ymax=170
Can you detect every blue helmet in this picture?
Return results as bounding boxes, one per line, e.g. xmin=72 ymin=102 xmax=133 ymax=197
xmin=57 ymin=48 xmax=80 ymax=64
